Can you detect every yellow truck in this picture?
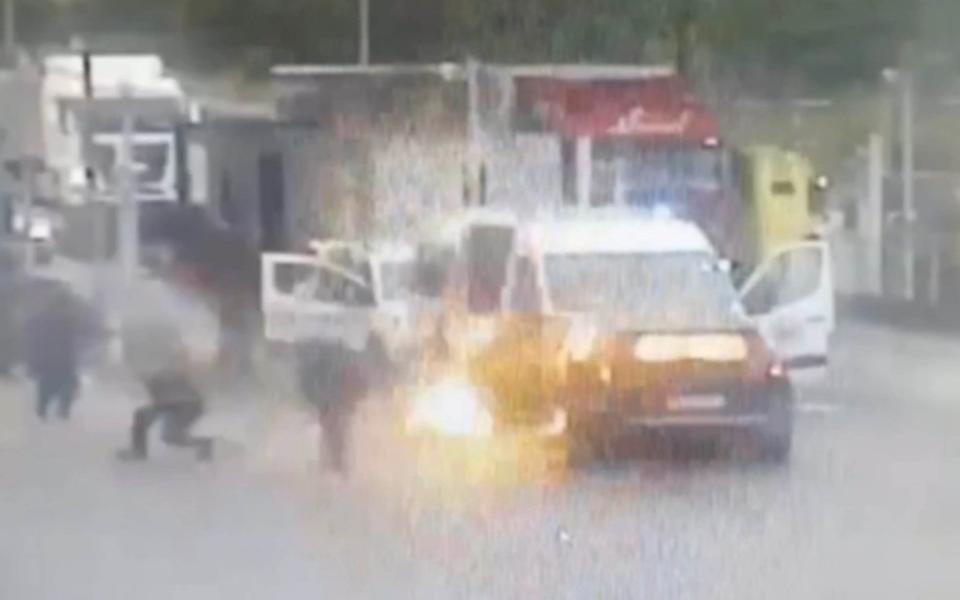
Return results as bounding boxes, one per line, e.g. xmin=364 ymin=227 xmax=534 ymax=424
xmin=733 ymin=145 xmax=825 ymax=271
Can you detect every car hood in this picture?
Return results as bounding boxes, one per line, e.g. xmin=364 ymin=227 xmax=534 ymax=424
xmin=570 ymin=307 xmax=752 ymax=337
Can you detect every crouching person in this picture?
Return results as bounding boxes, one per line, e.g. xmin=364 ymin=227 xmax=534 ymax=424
xmin=117 ymin=260 xmax=217 ymax=462
xmin=121 ymin=369 xmax=213 ymax=462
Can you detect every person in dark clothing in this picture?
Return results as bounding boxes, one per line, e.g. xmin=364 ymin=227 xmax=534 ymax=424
xmin=23 ymin=283 xmax=101 ymax=420
xmin=296 ymin=338 xmax=381 ymax=474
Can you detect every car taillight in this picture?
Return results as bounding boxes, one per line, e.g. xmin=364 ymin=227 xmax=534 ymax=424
xmin=744 ymin=332 xmax=786 ymax=383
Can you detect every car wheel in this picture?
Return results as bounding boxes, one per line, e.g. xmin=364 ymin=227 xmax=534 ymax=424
xmin=758 ymin=386 xmax=793 ymax=462
xmin=567 ymin=411 xmax=618 ymax=467
xmin=566 ymin=411 xmax=600 ymax=465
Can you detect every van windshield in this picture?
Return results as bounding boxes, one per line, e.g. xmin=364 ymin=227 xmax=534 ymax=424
xmin=543 ymin=251 xmax=747 ymax=330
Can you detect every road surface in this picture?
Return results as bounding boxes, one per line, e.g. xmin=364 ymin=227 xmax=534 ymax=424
xmin=1 ymin=319 xmax=958 ymax=599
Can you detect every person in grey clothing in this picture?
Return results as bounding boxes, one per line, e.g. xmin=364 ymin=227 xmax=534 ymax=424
xmin=116 ymin=262 xmax=217 ymax=462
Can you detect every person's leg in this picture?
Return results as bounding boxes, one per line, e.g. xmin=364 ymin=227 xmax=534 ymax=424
xmin=319 ymin=406 xmax=349 ymax=474
xmin=122 ymin=375 xmax=173 ymax=458
xmin=127 ymin=405 xmax=162 ymax=458
xmin=123 ymin=374 xmax=180 ymax=459
xmin=35 ymin=375 xmax=55 ymax=420
xmin=57 ymin=372 xmax=79 ymax=420
xmin=160 ymin=401 xmax=200 ymax=445
xmin=157 ymin=374 xmax=212 ymax=460
xmin=162 ymin=400 xmax=213 ymax=460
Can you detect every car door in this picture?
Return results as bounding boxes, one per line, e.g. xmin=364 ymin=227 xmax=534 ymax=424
xmin=261 ymin=253 xmax=375 ymax=350
xmin=739 ymin=240 xmax=834 ymax=384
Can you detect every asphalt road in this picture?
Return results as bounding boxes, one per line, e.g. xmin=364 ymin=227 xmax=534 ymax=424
xmin=1 ymin=319 xmax=958 ymax=599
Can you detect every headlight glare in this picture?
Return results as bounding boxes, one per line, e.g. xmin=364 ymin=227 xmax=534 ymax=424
xmin=406 ymin=378 xmax=495 ymax=438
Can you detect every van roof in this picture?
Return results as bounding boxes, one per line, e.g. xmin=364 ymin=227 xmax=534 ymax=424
xmin=527 ymin=215 xmax=713 ymax=256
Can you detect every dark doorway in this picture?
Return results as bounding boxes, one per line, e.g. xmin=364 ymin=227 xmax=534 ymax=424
xmin=219 ymin=171 xmax=239 ymax=227
xmin=258 ymin=153 xmax=287 ymax=251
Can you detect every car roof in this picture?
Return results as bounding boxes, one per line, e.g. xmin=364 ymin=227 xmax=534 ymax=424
xmin=526 ymin=215 xmax=714 ymax=256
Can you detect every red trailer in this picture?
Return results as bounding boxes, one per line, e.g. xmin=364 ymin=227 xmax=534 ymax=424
xmin=507 ymin=66 xmax=738 ymax=256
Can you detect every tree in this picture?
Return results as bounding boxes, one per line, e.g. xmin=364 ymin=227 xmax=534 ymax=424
xmin=28 ymin=0 xmax=921 ymax=89
xmin=704 ymin=0 xmax=915 ymax=89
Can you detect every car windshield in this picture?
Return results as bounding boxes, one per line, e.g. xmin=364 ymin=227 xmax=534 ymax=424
xmin=544 ymin=251 xmax=746 ymax=330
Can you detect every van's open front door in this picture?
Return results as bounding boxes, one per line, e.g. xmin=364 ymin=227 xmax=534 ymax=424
xmin=740 ymin=241 xmax=834 ymax=385
xmin=261 ymin=252 xmax=377 ymax=349
xmin=261 ymin=253 xmax=327 ymax=344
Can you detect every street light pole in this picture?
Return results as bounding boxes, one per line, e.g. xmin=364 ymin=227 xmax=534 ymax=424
xmin=358 ymin=0 xmax=369 ymax=65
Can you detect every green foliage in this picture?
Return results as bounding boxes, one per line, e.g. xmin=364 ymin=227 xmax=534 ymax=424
xmin=12 ymin=0 xmax=928 ymax=88
xmin=705 ymin=0 xmax=914 ymax=88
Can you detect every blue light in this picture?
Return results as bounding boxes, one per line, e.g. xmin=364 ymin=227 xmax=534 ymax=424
xmin=630 ymin=201 xmax=675 ymax=219
xmin=651 ymin=204 xmax=674 ymax=219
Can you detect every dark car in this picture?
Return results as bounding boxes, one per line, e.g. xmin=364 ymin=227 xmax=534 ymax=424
xmin=481 ymin=217 xmax=802 ymax=464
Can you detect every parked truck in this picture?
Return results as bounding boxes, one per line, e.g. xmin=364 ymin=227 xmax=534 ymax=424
xmin=40 ymin=53 xmax=186 ymax=205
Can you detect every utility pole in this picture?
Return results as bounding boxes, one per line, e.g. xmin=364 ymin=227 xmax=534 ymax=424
xmin=358 ymin=0 xmax=369 ymax=65
xmin=117 ymin=91 xmax=138 ymax=285
xmin=466 ymin=58 xmax=480 ymax=206
xmin=900 ymin=70 xmax=916 ymax=300
xmin=3 ymin=0 xmax=15 ymax=65
xmin=901 ymin=70 xmax=915 ymax=223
